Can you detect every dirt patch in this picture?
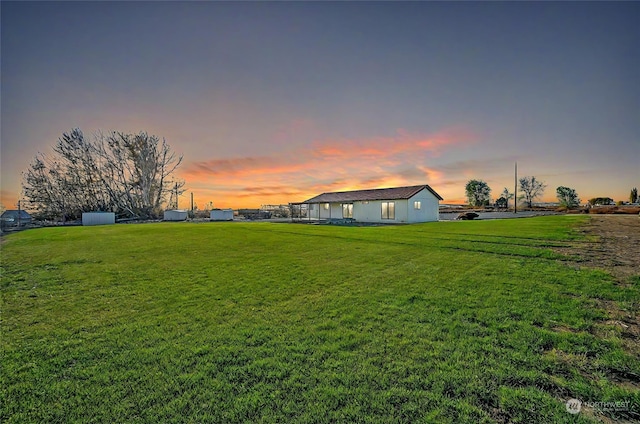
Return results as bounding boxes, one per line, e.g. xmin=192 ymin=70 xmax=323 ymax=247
xmin=556 ymin=215 xmax=640 ymax=360
xmin=561 ymin=215 xmax=640 ymax=282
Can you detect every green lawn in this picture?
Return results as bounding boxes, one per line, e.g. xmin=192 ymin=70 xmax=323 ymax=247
xmin=1 ymin=216 xmax=638 ymax=423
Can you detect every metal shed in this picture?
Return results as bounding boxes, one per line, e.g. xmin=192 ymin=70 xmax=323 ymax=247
xmin=82 ymin=212 xmax=115 ymax=226
xmin=210 ymin=209 xmax=234 ymax=221
xmin=164 ymin=210 xmax=188 ymax=221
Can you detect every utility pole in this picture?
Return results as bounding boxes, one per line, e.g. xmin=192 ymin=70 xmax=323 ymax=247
xmin=514 ymin=162 xmax=518 ymax=214
xmin=191 ymin=192 xmax=194 ymax=213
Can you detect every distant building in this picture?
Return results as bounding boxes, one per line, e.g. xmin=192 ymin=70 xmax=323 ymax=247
xmin=210 ymin=209 xmax=234 ymax=221
xmin=82 ymin=212 xmax=115 ymax=226
xmin=164 ymin=210 xmax=188 ymax=221
xmin=296 ymin=184 xmax=442 ymax=223
xmin=0 ymin=210 xmax=32 ymax=227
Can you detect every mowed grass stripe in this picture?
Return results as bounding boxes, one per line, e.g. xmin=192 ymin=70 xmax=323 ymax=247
xmin=1 ymin=216 xmax=638 ymax=423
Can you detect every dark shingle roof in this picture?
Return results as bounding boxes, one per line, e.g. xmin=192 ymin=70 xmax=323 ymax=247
xmin=1 ymin=210 xmax=32 ymax=219
xmin=301 ymin=185 xmax=443 ymax=203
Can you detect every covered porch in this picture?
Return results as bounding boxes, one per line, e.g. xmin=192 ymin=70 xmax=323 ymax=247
xmin=289 ymin=201 xmax=355 ymax=223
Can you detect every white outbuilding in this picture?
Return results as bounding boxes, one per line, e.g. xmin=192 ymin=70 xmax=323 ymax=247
xmin=296 ymin=184 xmax=443 ymax=223
xmin=163 ymin=210 xmax=188 ymax=221
xmin=210 ymin=209 xmax=234 ymax=221
xmin=82 ymin=212 xmax=115 ymax=226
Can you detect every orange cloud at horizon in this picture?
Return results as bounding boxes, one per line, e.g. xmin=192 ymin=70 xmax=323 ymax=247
xmin=179 ymin=128 xmax=475 ymax=208
xmin=1 ymin=190 xmax=20 ymax=210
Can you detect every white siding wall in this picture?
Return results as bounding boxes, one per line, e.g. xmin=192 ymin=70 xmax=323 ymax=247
xmin=82 ymin=212 xmax=115 ymax=226
xmin=317 ymin=203 xmax=331 ymax=219
xmin=330 ymin=203 xmax=342 ymax=219
xmin=407 ymin=189 xmax=440 ymax=222
xmin=396 ymin=200 xmax=409 ymax=223
xmin=354 ymin=201 xmax=375 ymax=222
xmin=352 ymin=200 xmax=409 ymax=223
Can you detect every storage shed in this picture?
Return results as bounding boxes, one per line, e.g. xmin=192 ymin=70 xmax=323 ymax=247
xmin=210 ymin=209 xmax=234 ymax=221
xmin=164 ymin=210 xmax=188 ymax=221
xmin=82 ymin=212 xmax=115 ymax=226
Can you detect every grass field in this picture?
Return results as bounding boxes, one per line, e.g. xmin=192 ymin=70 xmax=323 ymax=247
xmin=1 ymin=216 xmax=638 ymax=423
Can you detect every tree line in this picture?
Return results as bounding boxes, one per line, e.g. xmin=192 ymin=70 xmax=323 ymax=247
xmin=465 ymin=179 xmax=638 ymax=209
xmin=22 ymin=129 xmax=184 ymax=220
xmin=465 ymin=177 xmax=582 ymax=208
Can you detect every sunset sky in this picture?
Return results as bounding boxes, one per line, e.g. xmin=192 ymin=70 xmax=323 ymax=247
xmin=2 ymin=2 xmax=638 ymax=209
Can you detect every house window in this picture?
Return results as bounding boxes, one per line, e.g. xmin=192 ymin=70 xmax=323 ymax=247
xmin=342 ymin=203 xmax=353 ymax=218
xmin=381 ymin=202 xmax=395 ymax=219
xmin=323 ymin=203 xmax=330 ymax=210
xmin=414 ymin=201 xmax=421 ymax=210
xmin=309 ymin=204 xmax=315 ymax=211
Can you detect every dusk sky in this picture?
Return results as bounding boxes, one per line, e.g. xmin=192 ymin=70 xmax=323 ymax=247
xmin=2 ymin=1 xmax=638 ymax=209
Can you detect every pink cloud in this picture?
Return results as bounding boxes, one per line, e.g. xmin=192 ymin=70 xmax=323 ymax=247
xmin=179 ymin=127 xmax=476 ymax=207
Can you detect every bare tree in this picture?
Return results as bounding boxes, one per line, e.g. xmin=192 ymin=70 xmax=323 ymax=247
xmin=22 ymin=128 xmax=184 ymax=220
xmin=96 ymin=131 xmax=184 ymax=217
xmin=519 ymin=176 xmax=546 ymax=208
xmin=22 ymin=153 xmax=79 ymax=220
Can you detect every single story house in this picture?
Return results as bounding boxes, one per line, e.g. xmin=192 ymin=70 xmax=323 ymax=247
xmin=297 ymin=184 xmax=443 ymax=223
